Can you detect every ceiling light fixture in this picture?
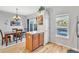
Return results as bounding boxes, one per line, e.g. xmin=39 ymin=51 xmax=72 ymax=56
xmin=13 ymin=8 xmax=21 ymax=21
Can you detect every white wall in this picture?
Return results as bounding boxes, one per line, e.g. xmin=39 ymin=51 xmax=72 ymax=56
xmin=48 ymin=6 xmax=79 ymax=50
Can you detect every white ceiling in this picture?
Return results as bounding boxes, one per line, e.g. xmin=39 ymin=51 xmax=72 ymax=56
xmin=0 ymin=6 xmax=40 ymax=15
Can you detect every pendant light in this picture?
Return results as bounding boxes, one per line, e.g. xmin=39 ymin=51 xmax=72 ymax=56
xmin=13 ymin=8 xmax=21 ymax=21
xmin=38 ymin=6 xmax=45 ymax=11
xmin=37 ymin=6 xmax=45 ymax=15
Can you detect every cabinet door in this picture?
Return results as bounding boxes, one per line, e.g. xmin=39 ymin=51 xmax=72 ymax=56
xmin=33 ymin=34 xmax=39 ymax=50
xmin=39 ymin=33 xmax=44 ymax=46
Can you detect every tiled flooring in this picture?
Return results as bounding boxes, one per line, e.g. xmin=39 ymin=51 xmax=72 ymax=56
xmin=0 ymin=42 xmax=70 ymax=53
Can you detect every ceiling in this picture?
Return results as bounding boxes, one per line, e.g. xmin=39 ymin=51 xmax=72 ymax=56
xmin=0 ymin=6 xmax=40 ymax=15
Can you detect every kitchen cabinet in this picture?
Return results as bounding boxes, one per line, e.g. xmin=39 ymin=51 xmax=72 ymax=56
xmin=26 ymin=32 xmax=44 ymax=52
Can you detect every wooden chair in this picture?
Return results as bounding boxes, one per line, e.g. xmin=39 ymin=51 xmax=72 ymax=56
xmin=13 ymin=29 xmax=22 ymax=43
xmin=0 ymin=30 xmax=11 ymax=45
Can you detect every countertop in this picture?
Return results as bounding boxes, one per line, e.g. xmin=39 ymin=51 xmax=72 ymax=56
xmin=26 ymin=31 xmax=44 ymax=34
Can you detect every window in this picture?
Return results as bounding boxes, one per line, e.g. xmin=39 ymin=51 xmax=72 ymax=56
xmin=56 ymin=14 xmax=69 ymax=38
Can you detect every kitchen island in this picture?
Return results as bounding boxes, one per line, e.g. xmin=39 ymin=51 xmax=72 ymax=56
xmin=26 ymin=31 xmax=44 ymax=52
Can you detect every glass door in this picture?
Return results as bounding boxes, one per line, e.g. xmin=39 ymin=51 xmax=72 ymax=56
xmin=34 ymin=18 xmax=37 ymax=31
xmin=30 ymin=20 xmax=34 ymax=31
xmin=27 ymin=18 xmax=37 ymax=32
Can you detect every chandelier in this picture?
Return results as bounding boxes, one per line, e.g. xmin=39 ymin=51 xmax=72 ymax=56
xmin=13 ymin=8 xmax=21 ymax=21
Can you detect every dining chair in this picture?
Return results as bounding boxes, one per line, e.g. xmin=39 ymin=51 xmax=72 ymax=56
xmin=0 ymin=30 xmax=11 ymax=45
xmin=13 ymin=29 xmax=22 ymax=43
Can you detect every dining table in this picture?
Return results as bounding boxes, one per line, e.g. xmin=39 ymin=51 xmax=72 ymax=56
xmin=4 ymin=31 xmax=16 ymax=46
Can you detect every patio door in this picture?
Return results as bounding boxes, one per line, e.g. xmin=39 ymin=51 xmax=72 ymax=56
xmin=27 ymin=18 xmax=37 ymax=32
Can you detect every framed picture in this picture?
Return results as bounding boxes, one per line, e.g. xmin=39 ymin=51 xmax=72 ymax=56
xmin=10 ymin=21 xmax=21 ymax=26
xmin=36 ymin=15 xmax=43 ymax=25
xmin=56 ymin=14 xmax=69 ymax=38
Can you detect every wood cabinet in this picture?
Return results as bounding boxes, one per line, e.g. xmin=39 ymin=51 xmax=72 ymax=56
xmin=26 ymin=32 xmax=44 ymax=52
